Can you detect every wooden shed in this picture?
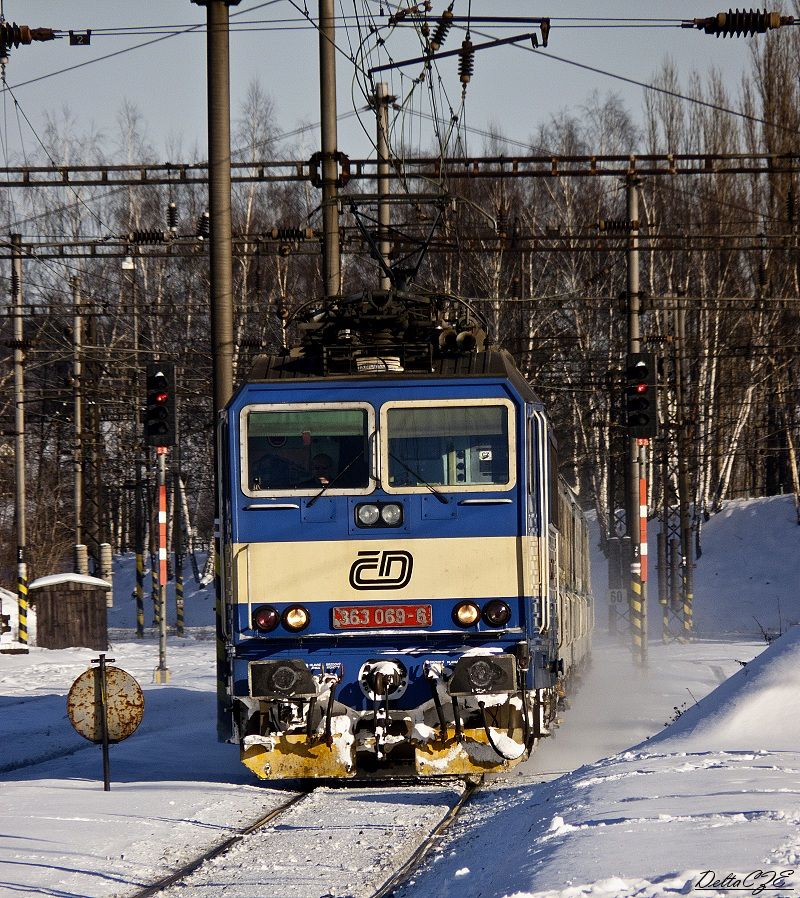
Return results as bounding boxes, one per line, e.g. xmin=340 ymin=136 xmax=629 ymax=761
xmin=28 ymin=574 xmax=110 ymax=651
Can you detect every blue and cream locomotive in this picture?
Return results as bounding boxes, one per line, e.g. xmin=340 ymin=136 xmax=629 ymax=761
xmin=218 ymin=291 xmax=592 ymax=778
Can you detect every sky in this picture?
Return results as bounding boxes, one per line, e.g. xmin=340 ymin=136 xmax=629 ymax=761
xmin=0 ymin=1 xmax=759 ymax=166
xmin=1 ymin=494 xmax=798 ymax=896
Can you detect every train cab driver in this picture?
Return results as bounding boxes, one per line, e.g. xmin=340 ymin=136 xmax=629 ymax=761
xmin=300 ymin=452 xmax=334 ymax=487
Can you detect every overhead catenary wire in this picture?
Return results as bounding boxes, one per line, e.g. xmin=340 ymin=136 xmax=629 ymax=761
xmin=0 ymin=0 xmax=284 ymax=95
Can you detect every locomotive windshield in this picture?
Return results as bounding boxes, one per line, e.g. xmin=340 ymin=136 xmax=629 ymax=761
xmin=244 ymin=405 xmax=370 ymax=492
xmin=383 ymin=402 xmax=512 ymax=489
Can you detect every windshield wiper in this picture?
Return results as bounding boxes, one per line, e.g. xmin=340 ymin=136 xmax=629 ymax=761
xmin=387 ymin=450 xmax=449 ymax=504
xmin=307 ymin=448 xmax=366 ymax=507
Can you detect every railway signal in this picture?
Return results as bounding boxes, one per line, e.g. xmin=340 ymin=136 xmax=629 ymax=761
xmin=624 ymin=352 xmax=658 ymax=439
xmin=144 ymin=363 xmax=176 ymax=447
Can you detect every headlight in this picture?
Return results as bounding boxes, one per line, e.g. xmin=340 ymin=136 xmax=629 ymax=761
xmin=482 ymin=600 xmax=511 ymax=627
xmin=357 ymin=503 xmax=380 ymax=526
xmin=252 ymin=605 xmax=280 ymax=632
xmin=380 ymin=503 xmax=403 ymax=526
xmin=453 ymin=601 xmax=480 ymax=627
xmin=282 ymin=606 xmax=310 ymax=631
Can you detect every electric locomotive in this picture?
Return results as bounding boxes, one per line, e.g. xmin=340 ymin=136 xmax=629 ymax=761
xmin=218 ymin=290 xmax=592 ymax=778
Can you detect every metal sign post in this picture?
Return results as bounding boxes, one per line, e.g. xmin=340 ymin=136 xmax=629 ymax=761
xmin=66 ymin=655 xmax=144 ymax=790
xmin=98 ymin=653 xmax=110 ymax=789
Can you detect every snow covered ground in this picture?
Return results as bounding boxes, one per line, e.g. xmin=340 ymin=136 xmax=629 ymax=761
xmin=0 ymin=494 xmax=798 ymax=897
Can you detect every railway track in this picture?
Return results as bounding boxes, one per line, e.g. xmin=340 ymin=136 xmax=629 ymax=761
xmin=130 ymin=788 xmax=312 ymax=898
xmin=124 ymin=777 xmax=481 ymax=898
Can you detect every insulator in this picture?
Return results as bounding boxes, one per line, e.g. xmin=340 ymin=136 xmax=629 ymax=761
xmin=270 ymin=226 xmax=304 ymax=241
xmin=167 ymin=201 xmax=178 ymax=231
xmin=0 ymin=23 xmax=32 ymax=50
xmin=689 ymin=9 xmax=794 ymax=38
xmin=129 ymin=229 xmax=167 ymax=244
xmin=598 ymin=218 xmax=633 ymax=234
xmin=429 ymin=8 xmax=453 ymax=52
xmin=197 ymin=211 xmax=210 ymax=239
xmin=458 ymin=39 xmax=474 ymax=84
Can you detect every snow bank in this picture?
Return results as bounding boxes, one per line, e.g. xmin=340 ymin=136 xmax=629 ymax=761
xmin=401 ymin=628 xmax=800 ymax=898
xmin=648 ymin=624 xmax=800 ymax=752
xmin=690 ymin=495 xmax=800 ymax=637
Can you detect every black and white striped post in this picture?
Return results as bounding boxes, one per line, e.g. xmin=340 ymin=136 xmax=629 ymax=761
xmin=11 ymin=234 xmax=28 ymax=651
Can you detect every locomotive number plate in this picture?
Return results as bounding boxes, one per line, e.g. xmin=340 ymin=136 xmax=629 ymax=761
xmin=332 ymin=604 xmax=432 ymax=630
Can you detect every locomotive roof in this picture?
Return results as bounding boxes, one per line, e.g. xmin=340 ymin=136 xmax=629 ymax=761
xmin=245 ymin=348 xmax=542 ymax=404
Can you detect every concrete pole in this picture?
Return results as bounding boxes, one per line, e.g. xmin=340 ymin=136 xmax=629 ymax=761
xmin=319 ymin=0 xmax=341 ymax=298
xmin=100 ymin=543 xmax=113 ymax=608
xmin=124 ymin=254 xmax=146 ymax=636
xmin=86 ymin=310 xmax=102 ymax=568
xmin=11 ymin=234 xmax=28 ymax=648
xmin=173 ymin=400 xmax=185 ymax=638
xmin=675 ymin=304 xmax=694 ymax=637
xmin=375 ymin=82 xmax=393 ymax=292
xmin=626 ymin=178 xmax=647 ymax=666
xmin=197 ymin=0 xmax=236 ymax=732
xmin=174 ymin=468 xmax=185 ymax=638
xmin=205 ymin=0 xmax=235 ymax=411
xmin=72 ymin=277 xmax=86 ymax=571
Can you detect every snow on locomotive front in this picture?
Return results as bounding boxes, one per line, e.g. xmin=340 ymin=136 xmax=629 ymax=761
xmin=218 ymin=291 xmax=591 ymax=778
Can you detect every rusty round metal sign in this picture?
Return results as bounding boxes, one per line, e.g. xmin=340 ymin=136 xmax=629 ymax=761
xmin=67 ymin=666 xmax=144 ymax=744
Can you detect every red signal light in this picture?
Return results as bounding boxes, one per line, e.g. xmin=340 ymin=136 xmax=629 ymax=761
xmin=145 ymin=362 xmax=176 ymax=447
xmin=624 ymin=352 xmax=658 ymax=438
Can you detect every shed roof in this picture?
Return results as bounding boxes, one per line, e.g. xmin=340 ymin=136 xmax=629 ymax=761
xmin=29 ymin=573 xmax=112 ymax=591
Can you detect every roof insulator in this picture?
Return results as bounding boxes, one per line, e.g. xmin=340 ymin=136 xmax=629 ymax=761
xmin=683 ymin=9 xmax=794 ymax=37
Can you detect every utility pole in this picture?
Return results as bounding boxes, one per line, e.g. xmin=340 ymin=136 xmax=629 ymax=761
xmin=319 ymin=0 xmax=341 ymax=298
xmin=11 ymin=234 xmax=27 ymax=649
xmin=200 ymin=0 xmax=236 ymax=413
xmin=72 ymin=276 xmax=88 ymax=575
xmin=192 ymin=0 xmax=239 ymax=731
xmin=124 ymin=254 xmax=146 ymax=637
xmin=675 ymin=304 xmax=694 ymax=637
xmin=375 ymin=82 xmax=394 ymax=291
xmin=85 ymin=308 xmax=103 ymax=570
xmin=173 ymin=403 xmax=185 ymax=638
xmin=626 ymin=177 xmax=648 ymax=666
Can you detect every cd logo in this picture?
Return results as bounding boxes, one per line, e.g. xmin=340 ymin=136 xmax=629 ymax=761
xmin=349 ymin=550 xmax=413 ymax=590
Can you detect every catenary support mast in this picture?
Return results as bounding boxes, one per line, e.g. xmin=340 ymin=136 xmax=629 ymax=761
xmin=192 ymin=0 xmax=239 ymax=724
xmin=626 ymin=178 xmax=648 ymax=666
xmin=319 ymin=0 xmax=341 ymax=298
xmin=11 ymin=234 xmax=27 ymax=649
